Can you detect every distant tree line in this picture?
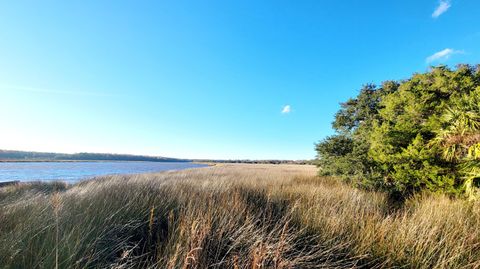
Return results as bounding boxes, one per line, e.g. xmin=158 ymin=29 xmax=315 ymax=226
xmin=198 ymin=159 xmax=314 ymax=165
xmin=0 ymin=150 xmax=186 ymax=162
xmin=0 ymin=150 xmax=314 ymax=165
xmin=316 ymin=65 xmax=480 ymax=199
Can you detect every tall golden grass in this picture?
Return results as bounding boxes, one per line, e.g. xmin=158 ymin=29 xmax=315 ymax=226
xmin=0 ymin=164 xmax=479 ymax=268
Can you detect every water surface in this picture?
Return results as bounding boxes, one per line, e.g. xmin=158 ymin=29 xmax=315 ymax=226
xmin=0 ymin=161 xmax=207 ymax=183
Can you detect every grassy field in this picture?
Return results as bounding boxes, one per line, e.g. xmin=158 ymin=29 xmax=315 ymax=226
xmin=1 ymin=164 xmax=479 ymax=268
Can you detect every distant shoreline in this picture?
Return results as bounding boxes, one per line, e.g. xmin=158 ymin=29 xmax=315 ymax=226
xmin=0 ymin=159 xmax=191 ymax=163
xmin=0 ymin=150 xmax=187 ymax=163
xmin=0 ymin=150 xmax=312 ymax=165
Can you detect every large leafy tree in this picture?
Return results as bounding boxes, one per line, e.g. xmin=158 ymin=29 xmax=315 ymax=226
xmin=316 ymin=82 xmax=398 ymax=188
xmin=316 ymin=64 xmax=480 ymax=198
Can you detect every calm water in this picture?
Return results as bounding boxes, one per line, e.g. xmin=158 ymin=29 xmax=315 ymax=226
xmin=0 ymin=162 xmax=208 ymax=183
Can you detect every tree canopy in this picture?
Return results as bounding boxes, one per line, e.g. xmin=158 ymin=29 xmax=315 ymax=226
xmin=316 ymin=65 xmax=480 ymax=199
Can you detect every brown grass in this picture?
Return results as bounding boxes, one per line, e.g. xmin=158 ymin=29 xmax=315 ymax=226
xmin=0 ymin=164 xmax=479 ymax=268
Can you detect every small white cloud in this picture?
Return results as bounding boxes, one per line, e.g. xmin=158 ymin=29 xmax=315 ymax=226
xmin=426 ymin=48 xmax=462 ymax=63
xmin=432 ymin=0 xmax=451 ymax=18
xmin=281 ymin=105 xmax=291 ymax=114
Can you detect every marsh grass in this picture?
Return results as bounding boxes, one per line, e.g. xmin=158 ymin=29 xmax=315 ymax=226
xmin=0 ymin=164 xmax=479 ymax=268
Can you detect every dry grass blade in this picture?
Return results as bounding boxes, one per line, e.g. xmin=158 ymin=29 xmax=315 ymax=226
xmin=0 ymin=164 xmax=478 ymax=268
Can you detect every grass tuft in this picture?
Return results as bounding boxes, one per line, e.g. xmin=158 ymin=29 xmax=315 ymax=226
xmin=0 ymin=164 xmax=479 ymax=268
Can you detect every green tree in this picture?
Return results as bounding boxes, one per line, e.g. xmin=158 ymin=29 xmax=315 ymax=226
xmin=316 ymin=64 xmax=480 ymax=198
xmin=316 ymin=83 xmax=397 ymax=188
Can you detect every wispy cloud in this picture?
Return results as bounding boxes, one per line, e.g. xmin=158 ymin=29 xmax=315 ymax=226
xmin=432 ymin=0 xmax=451 ymax=18
xmin=281 ymin=105 xmax=291 ymax=114
xmin=0 ymin=85 xmax=117 ymax=97
xmin=426 ymin=48 xmax=462 ymax=63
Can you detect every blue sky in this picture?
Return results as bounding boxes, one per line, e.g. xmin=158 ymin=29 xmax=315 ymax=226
xmin=0 ymin=1 xmax=479 ymax=160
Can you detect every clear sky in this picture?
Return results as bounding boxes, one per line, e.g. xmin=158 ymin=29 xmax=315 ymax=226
xmin=0 ymin=1 xmax=479 ymax=160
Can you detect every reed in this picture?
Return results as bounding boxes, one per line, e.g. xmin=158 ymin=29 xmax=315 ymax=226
xmin=0 ymin=164 xmax=478 ymax=268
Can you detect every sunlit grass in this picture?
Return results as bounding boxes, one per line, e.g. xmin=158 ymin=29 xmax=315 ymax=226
xmin=0 ymin=164 xmax=479 ymax=268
